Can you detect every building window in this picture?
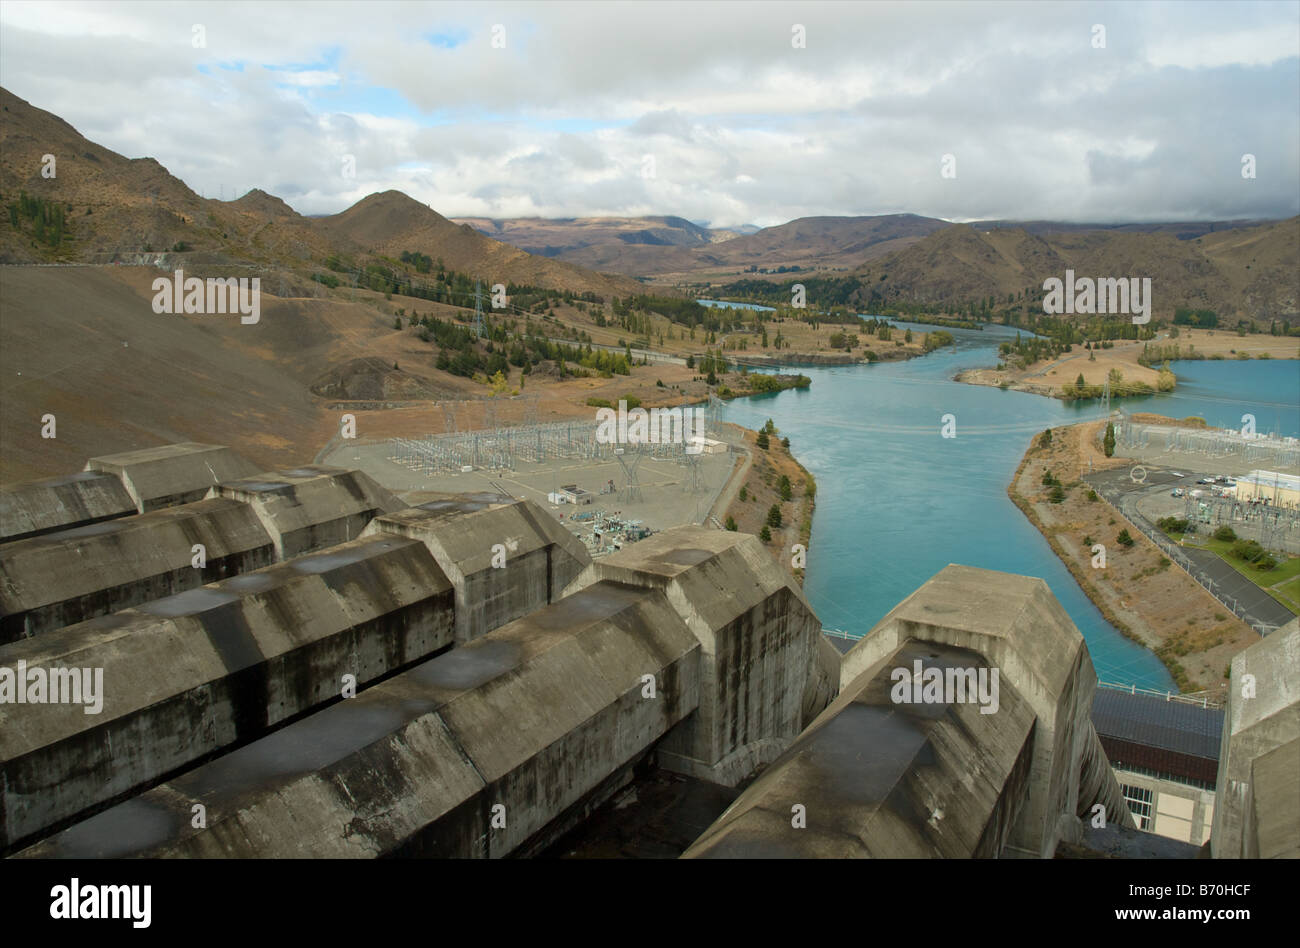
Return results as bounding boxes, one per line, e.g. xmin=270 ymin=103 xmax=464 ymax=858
xmin=1121 ymin=783 xmax=1154 ymax=831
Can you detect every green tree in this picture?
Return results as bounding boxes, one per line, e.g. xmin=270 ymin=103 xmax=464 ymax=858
xmin=738 ymin=486 xmax=748 ymax=501
xmin=725 ymin=516 xmax=738 ymax=531
xmin=759 ymin=525 xmax=772 ymax=543
xmin=756 ymin=431 xmax=770 ymax=450
xmin=779 ymin=475 xmax=792 ymax=501
xmin=766 ymin=504 xmax=783 ymax=528
xmin=1103 ymin=422 xmax=1116 ymax=457
xmin=1117 ymin=528 xmax=1134 ymax=547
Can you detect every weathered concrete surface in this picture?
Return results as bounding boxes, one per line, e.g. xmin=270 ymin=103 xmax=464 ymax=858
xmin=683 ymin=640 xmax=1036 ymax=858
xmin=0 ymin=498 xmax=275 ymax=643
xmin=563 ymin=526 xmax=839 ymax=786
xmin=0 ymin=534 xmax=454 ymax=854
xmin=1251 ymin=738 xmax=1300 ymax=859
xmin=366 ymin=497 xmax=590 ymax=643
xmin=835 ymin=564 xmax=1131 ymax=857
xmin=212 ymin=466 xmax=402 ymax=558
xmin=1211 ymin=626 xmax=1299 ymax=858
xmin=20 ymin=581 xmax=700 ymax=858
xmin=0 ymin=471 xmax=136 ymax=542
xmin=85 ymin=443 xmax=259 ymax=512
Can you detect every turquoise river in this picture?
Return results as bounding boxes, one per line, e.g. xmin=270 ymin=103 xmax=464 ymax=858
xmin=701 ymin=304 xmax=1300 ymax=690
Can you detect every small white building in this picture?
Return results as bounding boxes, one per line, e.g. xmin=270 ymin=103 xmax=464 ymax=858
xmin=687 ymin=437 xmax=727 ymax=455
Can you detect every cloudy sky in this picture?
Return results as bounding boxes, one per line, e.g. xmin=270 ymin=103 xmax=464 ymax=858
xmin=2 ymin=0 xmax=1297 ymax=227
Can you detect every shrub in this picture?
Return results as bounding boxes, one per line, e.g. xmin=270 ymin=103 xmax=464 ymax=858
xmin=739 ymin=486 xmax=747 ymax=502
xmin=766 ymin=504 xmax=783 ymax=528
xmin=725 ymin=516 xmax=737 ymax=531
xmin=1087 ymin=489 xmax=1099 ymax=502
xmin=1157 ymin=516 xmax=1190 ymax=535
xmin=759 ymin=525 xmax=771 ymax=543
xmin=620 ymin=395 xmax=642 ymax=409
xmin=1050 ymin=485 xmax=1066 ymax=503
xmin=585 ymin=397 xmax=612 ymax=408
xmin=1039 ymin=428 xmax=1053 ymax=448
xmin=756 ymin=431 xmax=770 ymax=450
xmin=1117 ymin=529 xmax=1135 ymax=547
xmin=1231 ymin=539 xmax=1266 ymax=563
xmin=1255 ymin=554 xmax=1278 ymax=571
xmin=1213 ymin=526 xmax=1237 ymax=542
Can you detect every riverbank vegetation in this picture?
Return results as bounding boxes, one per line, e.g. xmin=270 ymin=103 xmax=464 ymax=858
xmin=1008 ymin=418 xmax=1256 ymax=694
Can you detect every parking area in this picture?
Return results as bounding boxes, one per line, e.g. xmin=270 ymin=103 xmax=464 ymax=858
xmin=1085 ymin=466 xmax=1299 ymax=634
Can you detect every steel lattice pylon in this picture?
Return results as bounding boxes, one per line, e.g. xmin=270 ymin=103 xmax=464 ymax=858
xmin=615 ymin=446 xmax=644 ymax=503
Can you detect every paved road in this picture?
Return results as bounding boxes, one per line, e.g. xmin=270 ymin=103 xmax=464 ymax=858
xmin=543 ymin=337 xmax=686 ymax=366
xmin=1086 ymin=467 xmax=1297 ymax=632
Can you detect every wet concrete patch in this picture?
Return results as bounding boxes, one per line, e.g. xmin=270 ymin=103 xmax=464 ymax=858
xmin=167 ymin=696 xmax=421 ymax=812
xmin=35 ymin=519 xmax=127 ymax=541
xmin=289 ymin=538 xmax=403 ymax=574
xmin=137 ymin=587 xmax=241 ymax=616
xmin=407 ymin=638 xmax=522 ymax=692
xmin=229 ymin=480 xmax=293 ymax=494
xmin=37 ymin=796 xmax=185 ymax=859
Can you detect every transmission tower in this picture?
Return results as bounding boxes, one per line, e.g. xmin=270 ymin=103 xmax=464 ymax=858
xmin=442 ymin=402 xmax=457 ymax=434
xmin=1101 ymin=377 xmax=1111 ymax=416
xmin=474 ymin=280 xmax=486 ymax=339
xmin=684 ymin=451 xmax=703 ymax=492
xmin=615 ymin=447 xmax=644 ymax=504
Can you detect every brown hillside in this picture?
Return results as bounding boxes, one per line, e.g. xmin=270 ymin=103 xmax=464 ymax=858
xmin=316 ymin=191 xmax=646 ymax=297
xmin=850 ymin=219 xmax=1300 ymax=322
xmin=0 ymin=87 xmax=649 ymax=299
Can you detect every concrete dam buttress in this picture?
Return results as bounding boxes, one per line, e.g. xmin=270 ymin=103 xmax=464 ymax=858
xmin=1 ymin=443 xmax=1294 ymax=859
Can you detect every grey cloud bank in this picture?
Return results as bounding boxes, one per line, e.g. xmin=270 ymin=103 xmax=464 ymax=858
xmin=1 ymin=0 xmax=1296 ymax=227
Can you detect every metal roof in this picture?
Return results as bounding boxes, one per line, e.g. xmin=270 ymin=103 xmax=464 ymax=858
xmin=1091 ymin=688 xmax=1224 ymax=761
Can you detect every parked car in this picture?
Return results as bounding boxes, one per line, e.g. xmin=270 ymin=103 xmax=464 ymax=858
xmin=1170 ymin=471 xmax=1185 ymax=478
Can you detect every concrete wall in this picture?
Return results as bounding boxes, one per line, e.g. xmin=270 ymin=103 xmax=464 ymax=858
xmin=19 ymin=581 xmax=700 ymax=858
xmin=834 ymin=564 xmax=1131 ymax=857
xmin=211 ymin=466 xmax=403 ymax=558
xmin=0 ymin=471 xmax=136 ymax=542
xmin=563 ymin=527 xmax=839 ymax=787
xmin=0 ymin=534 xmax=454 ymax=854
xmin=1211 ymin=626 xmax=1299 ymax=858
xmin=0 ymin=498 xmax=276 ymax=643
xmin=683 ymin=639 xmax=1037 ymax=858
xmin=366 ymin=497 xmax=591 ymax=644
xmin=85 ymin=443 xmax=260 ymax=512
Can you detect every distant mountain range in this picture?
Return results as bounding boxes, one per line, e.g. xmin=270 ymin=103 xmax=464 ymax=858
xmin=452 ymin=212 xmax=951 ymax=275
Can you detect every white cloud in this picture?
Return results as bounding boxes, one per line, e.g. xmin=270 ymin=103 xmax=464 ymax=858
xmin=0 ymin=0 xmax=1295 ymax=227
